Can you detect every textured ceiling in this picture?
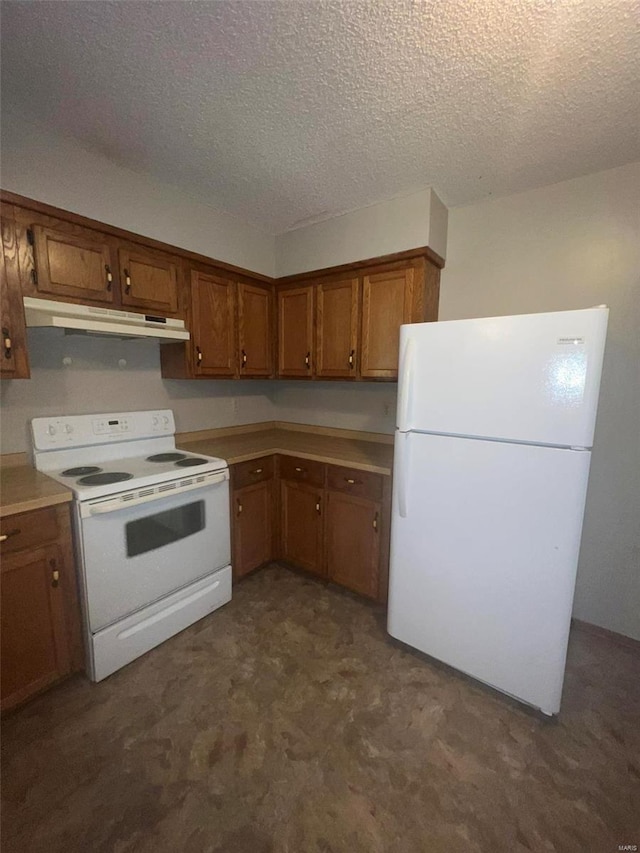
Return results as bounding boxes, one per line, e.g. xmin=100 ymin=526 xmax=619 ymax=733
xmin=1 ymin=1 xmax=639 ymax=233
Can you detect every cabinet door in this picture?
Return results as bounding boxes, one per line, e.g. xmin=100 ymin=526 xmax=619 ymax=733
xmin=361 ymin=266 xmax=414 ymax=378
xmin=280 ymin=479 xmax=324 ymax=576
xmin=232 ymin=480 xmax=273 ymax=579
xmin=316 ymin=277 xmax=359 ymax=378
xmin=31 ymin=224 xmax=114 ymax=304
xmin=238 ymin=283 xmax=273 ymax=377
xmin=118 ymin=246 xmax=179 ymax=314
xmin=326 ymin=492 xmax=381 ymax=599
xmin=1 ymin=212 xmax=30 ymax=379
xmin=191 ymin=270 xmax=236 ymax=376
xmin=277 ymin=286 xmax=313 ymax=377
xmin=0 ymin=545 xmax=71 ymax=711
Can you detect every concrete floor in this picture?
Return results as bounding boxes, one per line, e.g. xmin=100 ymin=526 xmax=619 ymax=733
xmin=2 ymin=565 xmax=639 ymax=853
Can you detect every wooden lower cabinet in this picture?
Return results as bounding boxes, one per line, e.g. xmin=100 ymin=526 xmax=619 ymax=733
xmin=280 ymin=479 xmax=325 ymax=578
xmin=232 ymin=480 xmax=273 ymax=579
xmin=325 ymin=491 xmax=381 ymax=599
xmin=0 ymin=504 xmax=84 ymax=711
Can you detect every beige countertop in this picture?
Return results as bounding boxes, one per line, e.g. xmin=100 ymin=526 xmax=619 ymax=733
xmin=0 ymin=460 xmax=73 ymax=518
xmin=177 ymin=422 xmax=394 ymax=475
xmin=0 ymin=422 xmax=393 ymax=517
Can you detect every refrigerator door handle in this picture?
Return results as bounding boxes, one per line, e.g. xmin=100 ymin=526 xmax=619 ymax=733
xmin=397 ymin=336 xmax=414 ymax=432
xmin=396 ymin=431 xmax=410 ymax=518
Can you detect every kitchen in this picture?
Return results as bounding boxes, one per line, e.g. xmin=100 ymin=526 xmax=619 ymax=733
xmin=1 ymin=2 xmax=639 ymax=852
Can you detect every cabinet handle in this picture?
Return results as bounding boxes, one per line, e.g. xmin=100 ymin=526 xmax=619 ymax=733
xmin=242 ymin=349 xmax=248 ymax=366
xmin=2 ymin=327 xmax=12 ymax=360
xmin=305 ymin=351 xmax=310 ymax=368
xmin=50 ymin=558 xmax=59 ymax=587
xmin=373 ymin=512 xmax=379 ymax=532
xmin=253 ymin=468 xmax=263 ymax=474
xmin=124 ymin=268 xmax=131 ymax=294
xmin=105 ymin=264 xmax=113 ymax=291
xmin=196 ymin=345 xmax=203 ymax=365
xmin=345 ymin=477 xmax=362 ymax=485
xmin=316 ymin=498 xmax=322 ymax=514
xmin=237 ymin=499 xmax=243 ymax=515
xmin=0 ymin=528 xmax=20 ymax=542
xmin=294 ymin=466 xmax=305 ymax=473
xmin=348 ymin=349 xmax=355 ymax=368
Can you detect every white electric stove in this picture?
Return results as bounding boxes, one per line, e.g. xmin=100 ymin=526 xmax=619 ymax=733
xmin=31 ymin=409 xmax=232 ymax=681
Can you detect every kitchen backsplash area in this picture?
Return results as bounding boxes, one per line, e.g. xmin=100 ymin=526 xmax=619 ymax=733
xmin=1 ymin=329 xmax=398 ymax=454
xmin=0 ymin=329 xmax=274 ymax=454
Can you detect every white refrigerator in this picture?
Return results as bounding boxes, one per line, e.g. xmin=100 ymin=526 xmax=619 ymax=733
xmin=387 ymin=307 xmax=608 ymax=715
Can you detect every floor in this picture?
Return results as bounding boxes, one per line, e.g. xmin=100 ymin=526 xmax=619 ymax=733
xmin=2 ymin=566 xmax=638 ymax=853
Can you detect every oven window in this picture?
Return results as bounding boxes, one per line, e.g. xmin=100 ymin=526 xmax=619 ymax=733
xmin=126 ymin=500 xmax=205 ymax=557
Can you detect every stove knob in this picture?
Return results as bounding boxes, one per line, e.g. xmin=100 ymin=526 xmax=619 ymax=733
xmin=65 ymin=424 xmax=74 ymax=434
xmin=47 ymin=424 xmax=57 ymax=436
xmin=152 ymin=416 xmax=159 ymax=427
xmin=163 ymin=416 xmax=169 ymax=426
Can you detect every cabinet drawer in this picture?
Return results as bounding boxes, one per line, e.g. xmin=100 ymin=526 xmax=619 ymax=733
xmin=327 ymin=465 xmax=384 ymax=501
xmin=233 ymin=455 xmax=274 ymax=489
xmin=0 ymin=506 xmax=60 ymax=555
xmin=278 ymin=455 xmax=325 ymax=488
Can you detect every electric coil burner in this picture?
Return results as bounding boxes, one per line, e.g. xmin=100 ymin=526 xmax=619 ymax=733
xmin=31 ymin=409 xmax=232 ymax=683
xmin=61 ymin=466 xmax=102 ymax=477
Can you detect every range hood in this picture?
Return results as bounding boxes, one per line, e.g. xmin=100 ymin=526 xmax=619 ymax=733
xmin=23 ymin=297 xmax=190 ymax=341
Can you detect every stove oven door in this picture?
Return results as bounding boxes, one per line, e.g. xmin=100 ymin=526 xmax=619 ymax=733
xmin=78 ymin=473 xmax=231 ymax=632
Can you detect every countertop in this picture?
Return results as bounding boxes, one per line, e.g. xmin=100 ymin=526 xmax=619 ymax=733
xmin=0 ymin=460 xmax=73 ymax=518
xmin=0 ymin=422 xmax=394 ymax=517
xmin=178 ymin=423 xmax=394 ymax=475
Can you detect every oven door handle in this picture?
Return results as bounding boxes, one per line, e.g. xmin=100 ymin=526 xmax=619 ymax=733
xmin=83 ymin=471 xmax=229 ymax=517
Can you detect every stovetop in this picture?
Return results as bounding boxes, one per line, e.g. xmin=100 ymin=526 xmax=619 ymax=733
xmin=30 ymin=409 xmax=227 ymax=501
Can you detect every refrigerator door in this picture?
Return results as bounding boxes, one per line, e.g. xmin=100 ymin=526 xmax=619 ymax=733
xmin=388 ymin=431 xmax=591 ymax=715
xmin=397 ymin=307 xmax=608 ymax=448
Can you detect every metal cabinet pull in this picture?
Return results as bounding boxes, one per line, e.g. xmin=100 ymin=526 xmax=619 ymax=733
xmin=0 ymin=528 xmax=20 ymax=542
xmin=294 ymin=466 xmax=305 ymax=473
xmin=253 ymin=468 xmax=263 ymax=474
xmin=304 ymin=351 xmax=310 ymax=368
xmin=345 ymin=478 xmax=357 ymax=485
xmin=50 ymin=558 xmax=59 ymax=587
xmin=123 ymin=268 xmax=131 ymax=294
xmin=348 ymin=349 xmax=355 ymax=368
xmin=196 ymin=345 xmax=203 ymax=365
xmin=105 ymin=264 xmax=113 ymax=291
xmin=373 ymin=512 xmax=379 ymax=532
xmin=242 ymin=349 xmax=248 ymax=366
xmin=237 ymin=499 xmax=243 ymax=515
xmin=316 ymin=498 xmax=321 ymax=514
xmin=2 ymin=327 xmax=12 ymax=360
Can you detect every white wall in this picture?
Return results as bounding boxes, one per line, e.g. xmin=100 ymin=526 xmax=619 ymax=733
xmin=0 ymin=112 xmax=275 ymax=277
xmin=440 ymin=161 xmax=640 ymax=641
xmin=0 ymin=330 xmax=276 ymax=454
xmin=276 ymin=187 xmax=448 ymax=276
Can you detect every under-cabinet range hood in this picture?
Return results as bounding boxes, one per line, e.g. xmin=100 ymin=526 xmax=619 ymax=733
xmin=23 ymin=297 xmax=190 ymax=341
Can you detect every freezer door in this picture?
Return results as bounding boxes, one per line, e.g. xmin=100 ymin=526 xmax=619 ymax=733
xmin=397 ymin=307 xmax=608 ymax=448
xmin=388 ymin=431 xmax=592 ymax=715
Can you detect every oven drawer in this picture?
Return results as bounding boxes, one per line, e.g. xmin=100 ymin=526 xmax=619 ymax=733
xmin=233 ymin=456 xmax=274 ymax=489
xmin=0 ymin=506 xmax=60 ymax=554
xmin=278 ymin=455 xmax=325 ymax=487
xmin=327 ymin=465 xmax=384 ymax=501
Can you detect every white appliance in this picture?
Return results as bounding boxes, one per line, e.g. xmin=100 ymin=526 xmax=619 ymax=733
xmin=24 ymin=296 xmax=190 ymax=341
xmin=31 ymin=410 xmax=231 ymax=681
xmin=388 ymin=307 xmax=609 ymax=716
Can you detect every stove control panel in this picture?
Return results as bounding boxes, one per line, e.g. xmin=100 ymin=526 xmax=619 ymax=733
xmin=31 ymin=410 xmax=176 ymax=449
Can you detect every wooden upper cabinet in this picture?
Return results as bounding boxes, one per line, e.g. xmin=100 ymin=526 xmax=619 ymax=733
xmin=191 ymin=270 xmax=236 ymax=377
xmin=361 ymin=266 xmax=415 ymax=379
xmin=277 ymin=285 xmax=313 ymax=377
xmin=238 ymin=282 xmax=273 ymax=377
xmin=315 ymin=277 xmax=359 ymax=378
xmin=31 ymin=224 xmax=114 ymax=304
xmin=118 ymin=246 xmax=179 ymax=315
xmin=1 ymin=211 xmax=30 ymax=379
